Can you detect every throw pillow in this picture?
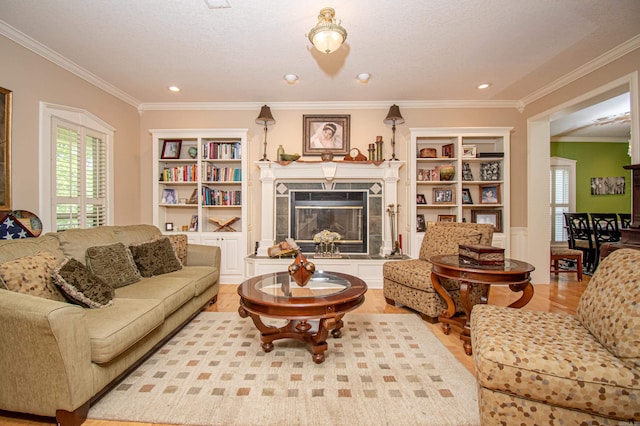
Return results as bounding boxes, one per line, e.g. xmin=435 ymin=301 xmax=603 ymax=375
xmin=0 ymin=252 xmax=66 ymax=302
xmin=52 ymin=257 xmax=114 ymax=309
xmin=129 ymin=237 xmax=183 ymax=277
xmin=160 ymin=234 xmax=188 ymax=265
xmin=86 ymin=242 xmax=141 ymax=288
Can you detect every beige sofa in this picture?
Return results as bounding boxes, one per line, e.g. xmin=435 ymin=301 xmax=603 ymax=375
xmin=0 ymin=224 xmax=221 ymax=426
xmin=471 ymin=248 xmax=640 ymax=424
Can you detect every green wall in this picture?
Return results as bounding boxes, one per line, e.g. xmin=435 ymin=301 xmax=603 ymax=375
xmin=551 ymin=141 xmax=631 ymax=213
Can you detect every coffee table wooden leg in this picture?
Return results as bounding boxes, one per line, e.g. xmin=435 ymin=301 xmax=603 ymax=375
xmin=507 ymin=282 xmax=534 ymax=308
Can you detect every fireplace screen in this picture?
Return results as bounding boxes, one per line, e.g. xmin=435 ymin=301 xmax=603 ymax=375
xmin=291 ymin=191 xmax=367 ymax=253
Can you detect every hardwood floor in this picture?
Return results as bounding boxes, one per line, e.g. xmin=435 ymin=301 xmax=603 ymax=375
xmin=0 ymin=274 xmax=588 ymax=426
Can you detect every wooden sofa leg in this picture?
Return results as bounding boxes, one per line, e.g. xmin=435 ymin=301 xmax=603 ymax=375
xmin=419 ymin=313 xmax=439 ymax=324
xmin=56 ymin=402 xmax=89 ymax=426
xmin=384 ymin=297 xmax=396 ymax=306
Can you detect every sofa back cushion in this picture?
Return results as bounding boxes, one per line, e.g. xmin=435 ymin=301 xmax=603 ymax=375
xmin=0 ymin=234 xmax=65 ymax=263
xmin=113 ymin=224 xmax=162 ymax=246
xmin=55 ymin=227 xmax=119 ymax=264
xmin=577 ymin=248 xmax=640 ymax=369
xmin=419 ymin=222 xmax=494 ymax=260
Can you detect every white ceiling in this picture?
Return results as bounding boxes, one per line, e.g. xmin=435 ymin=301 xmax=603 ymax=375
xmin=1 ymin=0 xmax=639 ymax=138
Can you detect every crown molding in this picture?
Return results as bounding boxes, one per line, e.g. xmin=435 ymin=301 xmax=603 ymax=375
xmin=551 ymin=136 xmax=629 ymax=143
xmin=0 ymin=20 xmax=140 ymax=108
xmin=521 ymin=34 xmax=640 ymax=107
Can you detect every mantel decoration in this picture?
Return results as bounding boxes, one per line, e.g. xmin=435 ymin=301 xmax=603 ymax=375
xmin=313 ymin=229 xmax=342 ymax=258
xmin=255 ymin=105 xmax=276 ymax=161
xmin=383 ymin=104 xmax=405 ymax=161
xmin=286 ymin=239 xmax=315 ymax=287
xmin=307 ymin=7 xmax=347 ymax=54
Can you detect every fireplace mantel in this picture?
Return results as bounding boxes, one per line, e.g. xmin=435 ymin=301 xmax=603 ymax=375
xmin=255 ymin=160 xmax=404 ymax=257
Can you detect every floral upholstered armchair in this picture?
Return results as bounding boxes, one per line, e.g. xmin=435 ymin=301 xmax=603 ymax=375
xmin=383 ymin=222 xmax=494 ymax=323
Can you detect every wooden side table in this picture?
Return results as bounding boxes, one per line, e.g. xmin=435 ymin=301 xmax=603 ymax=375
xmin=429 ymin=255 xmax=535 ymax=355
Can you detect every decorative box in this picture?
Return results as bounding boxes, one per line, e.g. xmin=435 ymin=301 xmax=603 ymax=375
xmin=458 ymin=244 xmax=505 ymax=265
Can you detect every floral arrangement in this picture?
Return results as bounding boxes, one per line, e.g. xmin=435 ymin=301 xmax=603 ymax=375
xmin=313 ymin=229 xmax=341 ymax=244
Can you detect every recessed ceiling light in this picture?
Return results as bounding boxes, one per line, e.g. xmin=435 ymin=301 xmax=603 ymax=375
xmin=283 ymin=74 xmax=299 ymax=84
xmin=168 ymin=86 xmax=181 ymax=92
xmin=356 ymin=73 xmax=371 ymax=83
xmin=204 ymin=0 xmax=231 ymax=9
xmin=477 ymin=83 xmax=491 ymax=90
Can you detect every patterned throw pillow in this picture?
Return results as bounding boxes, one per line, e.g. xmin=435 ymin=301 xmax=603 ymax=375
xmin=419 ymin=225 xmax=482 ymax=260
xmin=86 ymin=242 xmax=141 ymax=288
xmin=0 ymin=252 xmax=66 ymax=302
xmin=52 ymin=257 xmax=114 ymax=308
xmin=160 ymin=234 xmax=188 ymax=265
xmin=129 ymin=237 xmax=183 ymax=277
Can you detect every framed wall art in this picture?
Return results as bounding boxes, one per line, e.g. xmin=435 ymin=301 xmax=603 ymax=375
xmin=0 ymin=87 xmax=12 ymax=210
xmin=432 ymin=187 xmax=455 ymax=204
xmin=471 ymin=209 xmax=502 ymax=232
xmin=303 ymin=114 xmax=350 ymax=156
xmin=161 ymin=139 xmax=182 ymax=159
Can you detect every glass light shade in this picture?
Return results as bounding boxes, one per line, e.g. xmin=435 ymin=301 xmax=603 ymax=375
xmin=308 ymin=8 xmax=347 ymax=54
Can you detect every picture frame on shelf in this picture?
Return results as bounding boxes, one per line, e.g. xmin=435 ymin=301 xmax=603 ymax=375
xmin=161 ymin=140 xmax=182 ymax=159
xmin=480 ymin=184 xmax=500 ymax=204
xmin=462 ymin=162 xmax=474 ymax=181
xmin=416 ymin=193 xmax=427 ymax=204
xmin=303 ymin=114 xmax=350 ymax=156
xmin=432 ymin=187 xmax=455 ymax=204
xmin=442 ymin=143 xmax=454 ymax=158
xmin=438 ymin=214 xmax=456 ymax=222
xmin=471 ymin=209 xmax=502 ymax=232
xmin=165 ymin=222 xmax=174 ymax=232
xmin=189 ymin=215 xmax=199 ymax=232
xmin=416 ymin=214 xmax=426 ymax=232
xmin=480 ymin=161 xmax=501 ymax=181
xmin=161 ymin=189 xmax=177 ymax=204
xmin=462 ymin=145 xmax=477 ymax=158
xmin=462 ymin=188 xmax=474 ymax=204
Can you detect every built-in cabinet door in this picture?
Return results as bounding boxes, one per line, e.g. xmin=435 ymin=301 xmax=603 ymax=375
xmin=201 ymin=233 xmax=242 ymax=279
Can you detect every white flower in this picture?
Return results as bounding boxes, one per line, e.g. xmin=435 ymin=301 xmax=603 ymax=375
xmin=313 ymin=229 xmax=341 ymax=243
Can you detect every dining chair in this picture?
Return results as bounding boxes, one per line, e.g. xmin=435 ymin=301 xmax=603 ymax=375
xmin=564 ymin=212 xmax=596 ymax=273
xmin=590 ymin=213 xmax=621 ymax=270
xmin=618 ymin=213 xmax=632 ymax=229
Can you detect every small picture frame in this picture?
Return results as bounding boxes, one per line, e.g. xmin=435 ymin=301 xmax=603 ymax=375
xmin=480 ymin=184 xmax=500 ymax=204
xmin=432 ymin=187 xmax=455 ymax=204
xmin=480 ymin=161 xmax=501 ymax=181
xmin=189 ymin=215 xmax=199 ymax=231
xmin=442 ymin=143 xmax=454 ymax=158
xmin=417 ymin=193 xmax=427 ymax=204
xmin=462 ymin=163 xmax=474 ymax=181
xmin=471 ymin=209 xmax=503 ymax=233
xmin=161 ymin=189 xmax=177 ymax=204
xmin=462 ymin=145 xmax=477 ymax=158
xmin=165 ymin=222 xmax=174 ymax=232
xmin=303 ymin=114 xmax=350 ymax=156
xmin=462 ymin=188 xmax=474 ymax=204
xmin=161 ymin=139 xmax=182 ymax=159
xmin=187 ymin=188 xmax=198 ymax=204
xmin=416 ymin=214 xmax=426 ymax=232
xmin=438 ymin=214 xmax=456 ymax=223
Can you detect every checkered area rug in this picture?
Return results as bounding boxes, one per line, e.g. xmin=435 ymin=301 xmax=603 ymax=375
xmin=88 ymin=312 xmax=480 ymax=425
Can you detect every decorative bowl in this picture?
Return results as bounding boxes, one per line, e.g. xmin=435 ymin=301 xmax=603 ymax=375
xmin=280 ymin=153 xmax=300 ymax=162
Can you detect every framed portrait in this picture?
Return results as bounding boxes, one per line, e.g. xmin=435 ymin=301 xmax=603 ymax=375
xmin=462 ymin=187 xmax=474 ymax=204
xmin=471 ymin=209 xmax=503 ymax=233
xmin=161 ymin=139 xmax=182 ymax=159
xmin=432 ymin=187 xmax=455 ymax=204
xmin=189 ymin=215 xmax=199 ymax=231
xmin=165 ymin=222 xmax=174 ymax=232
xmin=161 ymin=188 xmax=177 ymax=204
xmin=0 ymin=87 xmax=12 ymax=210
xmin=480 ymin=161 xmax=501 ymax=181
xmin=462 ymin=145 xmax=476 ymax=158
xmin=438 ymin=214 xmax=456 ymax=223
xmin=303 ymin=114 xmax=350 ymax=156
xmin=416 ymin=193 xmax=427 ymax=204
xmin=416 ymin=214 xmax=426 ymax=232
xmin=442 ymin=143 xmax=454 ymax=158
xmin=480 ymin=184 xmax=500 ymax=204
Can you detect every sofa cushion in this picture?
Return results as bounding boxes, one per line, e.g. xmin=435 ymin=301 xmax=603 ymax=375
xmin=115 ymin=276 xmax=195 ymax=316
xmin=419 ymin=225 xmax=483 ymax=260
xmin=471 ymin=304 xmax=640 ymax=420
xmin=0 ymin=251 xmax=66 ymax=302
xmin=86 ymin=242 xmax=141 ymax=288
xmin=83 ymin=297 xmax=164 ymax=363
xmin=163 ymin=234 xmax=188 ymax=265
xmin=55 ymin=226 xmax=119 ymax=264
xmin=129 ymin=237 xmax=183 ymax=277
xmin=51 ymin=257 xmax=114 ymax=308
xmin=577 ymin=249 xmax=640 ymax=369
xmin=0 ymin=234 xmax=65 ymax=263
xmin=113 ymin=224 xmax=162 ymax=246
xmin=163 ymin=265 xmax=219 ymax=296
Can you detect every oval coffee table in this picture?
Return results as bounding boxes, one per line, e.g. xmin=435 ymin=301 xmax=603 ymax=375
xmin=238 ymin=270 xmax=367 ymax=364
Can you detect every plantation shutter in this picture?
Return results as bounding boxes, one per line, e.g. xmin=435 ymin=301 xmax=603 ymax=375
xmin=550 ymin=166 xmax=570 ymax=243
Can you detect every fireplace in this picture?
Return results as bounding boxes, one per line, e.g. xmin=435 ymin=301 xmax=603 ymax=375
xmin=291 ymin=190 xmax=367 ymax=254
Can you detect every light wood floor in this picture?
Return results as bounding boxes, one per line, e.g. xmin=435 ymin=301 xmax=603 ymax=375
xmin=0 ymin=274 xmax=588 ymax=426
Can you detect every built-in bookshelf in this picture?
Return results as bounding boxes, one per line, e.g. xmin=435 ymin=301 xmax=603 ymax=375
xmin=409 ymin=127 xmax=511 ymax=257
xmin=151 ymin=129 xmax=248 ymax=283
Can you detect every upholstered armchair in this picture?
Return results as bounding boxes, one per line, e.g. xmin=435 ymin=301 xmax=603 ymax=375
xmin=383 ymin=222 xmax=494 ymax=323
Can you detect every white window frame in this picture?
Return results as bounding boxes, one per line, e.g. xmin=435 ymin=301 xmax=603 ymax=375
xmin=39 ymin=102 xmax=115 ymax=233
xmin=550 ymin=156 xmax=576 ymax=245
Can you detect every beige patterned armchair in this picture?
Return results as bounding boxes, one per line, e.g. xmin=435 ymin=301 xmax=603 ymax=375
xmin=471 ymin=248 xmax=640 ymax=424
xmin=383 ymin=222 xmax=494 ymax=323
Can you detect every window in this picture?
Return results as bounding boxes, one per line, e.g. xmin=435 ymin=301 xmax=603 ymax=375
xmin=40 ymin=103 xmax=114 ymax=232
xmin=549 ymin=157 xmax=576 ymax=244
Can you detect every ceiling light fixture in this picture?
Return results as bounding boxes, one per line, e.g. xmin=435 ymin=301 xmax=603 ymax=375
xmin=477 ymin=83 xmax=491 ymax=90
xmin=168 ymin=86 xmax=181 ymax=92
xmin=283 ymin=74 xmax=299 ymax=84
xmin=307 ymin=7 xmax=347 ymax=54
xmin=356 ymin=73 xmax=371 ymax=83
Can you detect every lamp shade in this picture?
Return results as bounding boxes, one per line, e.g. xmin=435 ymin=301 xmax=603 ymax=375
xmin=384 ymin=104 xmax=405 ymax=125
xmin=255 ymin=105 xmax=275 ymax=125
xmin=308 ymin=7 xmax=347 ymax=54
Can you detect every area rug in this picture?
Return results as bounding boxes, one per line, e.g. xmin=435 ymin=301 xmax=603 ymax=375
xmin=88 ymin=312 xmax=480 ymax=425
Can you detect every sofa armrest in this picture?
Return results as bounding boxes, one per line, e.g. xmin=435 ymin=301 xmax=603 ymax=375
xmin=186 ymin=243 xmax=221 ymax=268
xmin=0 ymin=289 xmax=94 ymax=417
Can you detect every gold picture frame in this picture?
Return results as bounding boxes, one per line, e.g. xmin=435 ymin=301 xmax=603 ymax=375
xmin=303 ymin=114 xmax=350 ymax=156
xmin=0 ymin=87 xmax=11 ymax=211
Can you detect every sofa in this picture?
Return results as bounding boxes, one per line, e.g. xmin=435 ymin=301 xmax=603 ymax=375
xmin=471 ymin=248 xmax=640 ymax=424
xmin=0 ymin=224 xmax=221 ymax=426
xmin=383 ymin=221 xmax=494 ymax=322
